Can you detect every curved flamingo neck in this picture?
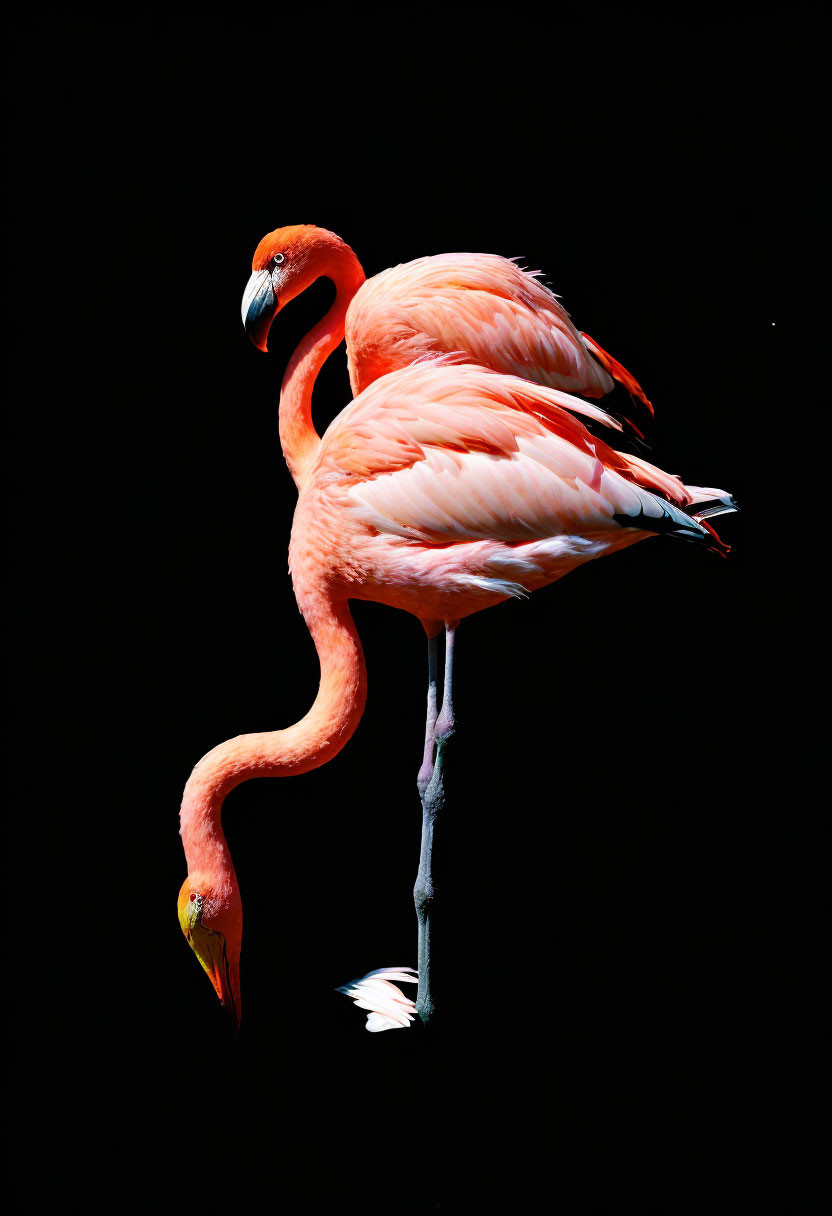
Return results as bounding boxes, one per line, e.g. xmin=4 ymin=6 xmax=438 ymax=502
xmin=279 ymin=241 xmax=365 ymax=488
xmin=179 ymin=580 xmax=367 ymax=885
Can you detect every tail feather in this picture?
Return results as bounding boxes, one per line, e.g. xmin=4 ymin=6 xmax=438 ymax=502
xmin=613 ymin=489 xmax=737 ymax=556
xmin=684 ymin=485 xmax=739 ymax=522
xmin=690 ymin=497 xmax=739 ymax=521
xmin=581 ymin=331 xmax=654 ymax=416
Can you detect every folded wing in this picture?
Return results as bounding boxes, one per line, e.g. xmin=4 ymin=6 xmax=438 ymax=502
xmin=320 ymin=365 xmax=730 ymax=553
xmin=346 ymin=253 xmax=650 ymax=423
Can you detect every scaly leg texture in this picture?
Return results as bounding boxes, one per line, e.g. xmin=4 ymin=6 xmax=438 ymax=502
xmin=414 ymin=621 xmax=458 ymax=1025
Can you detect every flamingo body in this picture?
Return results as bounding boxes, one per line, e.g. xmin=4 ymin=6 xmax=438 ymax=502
xmin=344 ymin=252 xmax=619 ymax=402
xmin=291 ymin=362 xmax=728 ymax=628
xmin=244 ymin=226 xmax=652 ymax=487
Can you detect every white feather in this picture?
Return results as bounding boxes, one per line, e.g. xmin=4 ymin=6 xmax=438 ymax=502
xmin=336 ymin=966 xmax=419 ymax=1032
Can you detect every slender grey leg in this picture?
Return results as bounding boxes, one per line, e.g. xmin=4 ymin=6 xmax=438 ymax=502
xmin=415 ymin=621 xmax=458 ymax=1025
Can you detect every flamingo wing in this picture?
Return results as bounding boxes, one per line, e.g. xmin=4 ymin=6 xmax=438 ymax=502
xmin=346 ymin=254 xmax=650 ymax=420
xmin=319 ymin=365 xmax=727 ymax=556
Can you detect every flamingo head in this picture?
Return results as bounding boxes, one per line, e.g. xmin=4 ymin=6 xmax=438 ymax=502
xmin=177 ymin=876 xmax=242 ymax=1031
xmin=241 ymin=224 xmax=359 ymax=351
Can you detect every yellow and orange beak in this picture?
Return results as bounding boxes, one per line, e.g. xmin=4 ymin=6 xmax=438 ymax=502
xmin=178 ymin=887 xmax=240 ymax=1031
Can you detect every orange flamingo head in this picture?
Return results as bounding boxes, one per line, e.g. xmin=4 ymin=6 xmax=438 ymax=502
xmin=177 ymin=876 xmax=242 ymax=1031
xmin=241 ymin=224 xmax=358 ymax=351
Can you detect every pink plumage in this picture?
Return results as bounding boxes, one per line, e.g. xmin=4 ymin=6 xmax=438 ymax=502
xmin=179 ymin=233 xmax=736 ymax=1032
xmin=345 ymin=253 xmax=623 ymax=403
xmin=290 ymin=362 xmax=732 ymax=629
xmin=243 ymin=226 xmax=653 ymax=488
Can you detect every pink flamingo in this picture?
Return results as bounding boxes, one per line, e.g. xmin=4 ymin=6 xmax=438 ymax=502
xmin=177 ymin=357 xmax=735 ymax=1028
xmin=240 ymin=224 xmax=652 ymax=488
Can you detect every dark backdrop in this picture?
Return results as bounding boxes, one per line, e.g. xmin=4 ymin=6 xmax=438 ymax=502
xmin=8 ymin=5 xmax=814 ymax=1210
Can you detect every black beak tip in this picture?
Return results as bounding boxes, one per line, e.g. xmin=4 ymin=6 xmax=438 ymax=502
xmin=221 ymin=1000 xmax=240 ymax=1035
xmin=243 ymin=312 xmax=273 ymax=354
xmin=242 ymin=271 xmax=278 ymax=353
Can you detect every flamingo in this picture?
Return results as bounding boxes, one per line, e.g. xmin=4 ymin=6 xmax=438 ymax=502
xmin=177 ymin=358 xmax=736 ymax=1029
xmin=240 ymin=224 xmax=652 ymax=489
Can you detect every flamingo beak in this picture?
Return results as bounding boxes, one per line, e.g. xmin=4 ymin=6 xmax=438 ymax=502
xmin=241 ymin=268 xmax=278 ymax=352
xmin=184 ymin=920 xmax=241 ymax=1032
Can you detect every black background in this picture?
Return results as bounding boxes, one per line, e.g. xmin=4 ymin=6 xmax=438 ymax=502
xmin=8 ymin=5 xmax=816 ymax=1210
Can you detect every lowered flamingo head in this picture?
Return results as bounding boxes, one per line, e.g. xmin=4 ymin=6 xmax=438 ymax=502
xmin=177 ymin=875 xmax=242 ymax=1031
xmin=241 ymin=224 xmax=362 ymax=351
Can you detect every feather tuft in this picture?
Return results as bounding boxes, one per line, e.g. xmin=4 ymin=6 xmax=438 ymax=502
xmin=336 ymin=967 xmax=419 ymax=1032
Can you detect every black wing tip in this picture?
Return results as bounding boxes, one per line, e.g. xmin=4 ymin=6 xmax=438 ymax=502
xmin=692 ymin=495 xmax=740 ymax=521
xmin=613 ymin=499 xmax=736 ymax=557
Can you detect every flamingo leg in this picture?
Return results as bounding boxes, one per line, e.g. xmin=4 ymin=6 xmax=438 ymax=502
xmin=416 ymin=631 xmax=440 ymax=801
xmin=415 ymin=620 xmax=458 ymax=1025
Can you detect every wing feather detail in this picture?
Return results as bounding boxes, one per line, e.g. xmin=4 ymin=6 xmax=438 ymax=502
xmin=317 ymin=364 xmax=715 ymax=552
xmin=346 ymin=253 xmax=616 ymax=401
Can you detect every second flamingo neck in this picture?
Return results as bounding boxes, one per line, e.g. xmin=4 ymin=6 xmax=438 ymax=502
xmin=279 ymin=254 xmax=364 ymax=488
xmin=179 ymin=587 xmax=367 ymax=877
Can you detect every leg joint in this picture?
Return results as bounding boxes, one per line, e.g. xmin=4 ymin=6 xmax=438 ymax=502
xmin=416 ymin=761 xmax=434 ymax=800
xmin=414 ymin=879 xmax=434 ymax=915
xmin=434 ymin=707 xmax=455 ymax=746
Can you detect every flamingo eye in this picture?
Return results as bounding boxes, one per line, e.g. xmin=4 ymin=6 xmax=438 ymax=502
xmin=271 ymin=253 xmax=284 ymax=267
